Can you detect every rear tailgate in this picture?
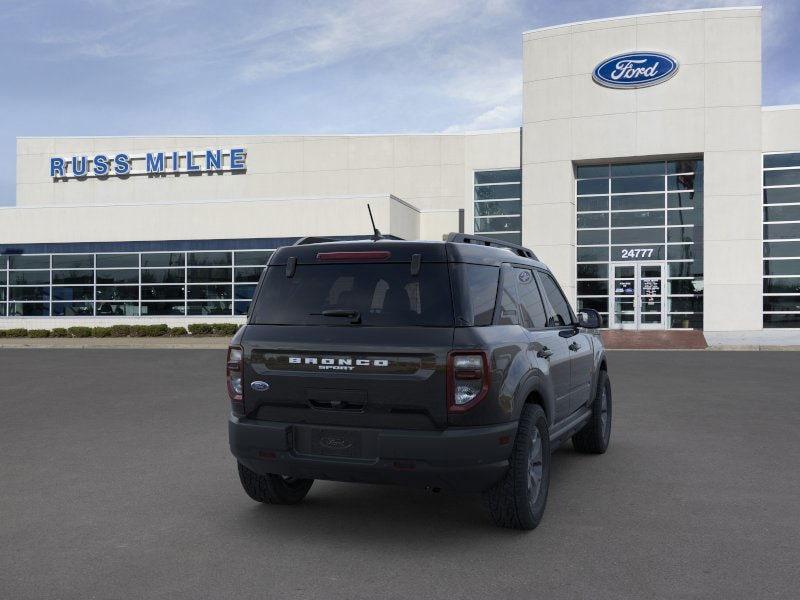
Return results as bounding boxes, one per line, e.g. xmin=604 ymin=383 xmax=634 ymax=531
xmin=242 ymin=325 xmax=453 ymax=429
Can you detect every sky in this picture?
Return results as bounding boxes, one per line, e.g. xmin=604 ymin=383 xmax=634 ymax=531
xmin=1 ymin=0 xmax=798 ymax=206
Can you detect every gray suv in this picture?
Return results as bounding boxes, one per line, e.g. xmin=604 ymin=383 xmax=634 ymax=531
xmin=228 ymin=233 xmax=611 ymax=529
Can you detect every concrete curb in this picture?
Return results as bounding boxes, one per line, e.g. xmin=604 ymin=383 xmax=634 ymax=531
xmin=0 ymin=338 xmax=230 ymax=349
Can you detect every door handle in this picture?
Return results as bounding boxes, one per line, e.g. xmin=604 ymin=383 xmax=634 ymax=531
xmin=569 ymin=341 xmax=581 ymax=352
xmin=537 ymin=346 xmax=553 ymax=359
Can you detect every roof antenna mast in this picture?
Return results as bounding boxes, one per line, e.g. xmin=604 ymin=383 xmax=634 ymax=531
xmin=367 ymin=204 xmax=382 ymax=241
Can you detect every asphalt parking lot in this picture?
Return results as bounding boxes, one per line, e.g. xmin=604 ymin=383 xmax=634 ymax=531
xmin=1 ymin=349 xmax=798 ymax=600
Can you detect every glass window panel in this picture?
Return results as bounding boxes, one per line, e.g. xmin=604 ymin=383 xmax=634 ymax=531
xmin=667 ymin=227 xmax=694 ymax=243
xmin=141 ymin=302 xmax=185 ymax=316
xmin=96 ymin=269 xmax=138 ymax=284
xmin=474 ymin=169 xmax=520 ymax=184
xmin=187 ymin=301 xmax=232 ymax=316
xmin=141 ymin=285 xmax=185 ymax=300
xmin=474 ymin=184 xmax=521 ymax=200
xmin=669 ymin=297 xmax=703 ymax=312
xmin=10 ymin=287 xmax=49 ymax=301
xmin=577 ymin=266 xmax=607 ymax=282
xmin=667 ymin=209 xmax=696 ymax=226
xmin=474 ymin=216 xmax=521 ymax=233
xmin=611 ymin=162 xmax=664 ymax=176
xmin=8 ymin=302 xmax=49 ymax=316
xmin=764 ymin=259 xmax=800 ymax=276
xmin=97 ymin=254 xmax=138 ymax=268
xmin=668 ymin=262 xmax=696 ymax=277
xmin=667 ymin=160 xmax=701 ymax=174
xmin=141 ymin=268 xmax=185 ymax=284
xmin=764 ymin=314 xmax=800 ymax=327
xmin=0 ymin=255 xmax=5 ymax=269
xmin=234 ymin=301 xmax=251 ymax=316
xmin=577 ymin=179 xmax=608 ymax=195
xmin=763 ymin=278 xmax=800 ymax=294
xmin=234 ymin=284 xmax=258 ymax=300
xmin=96 ymin=302 xmax=139 ymax=316
xmin=611 ymin=176 xmax=663 ymax=194
xmin=764 ymin=205 xmax=800 ymax=222
xmin=187 ymin=284 xmax=232 ymax=300
xmin=577 ymin=212 xmax=608 ymax=228
xmin=96 ymin=286 xmax=139 ymax=301
xmin=669 ymin=280 xmax=703 ymax=295
xmin=480 ymin=232 xmax=521 ymax=245
xmin=187 ymin=267 xmax=232 ymax=283
xmin=611 ymin=228 xmax=664 ymax=244
xmin=667 ymin=191 xmax=702 ymax=209
xmin=234 ymin=251 xmax=272 ymax=266
xmin=576 ymin=164 xmax=608 ymax=179
xmin=188 ymin=251 xmax=232 ymax=267
xmin=9 ymin=255 xmax=49 ymax=269
xmin=763 ymin=296 xmax=800 ymax=312
xmin=234 ymin=267 xmax=264 ymax=283
xmin=670 ymin=314 xmax=704 ymax=329
xmin=611 ymin=210 xmax=664 ymax=228
xmin=667 ymin=174 xmax=696 ymax=191
xmin=764 ymin=153 xmax=800 ymax=168
xmin=10 ymin=270 xmax=50 ymax=285
xmin=763 ymin=241 xmax=800 ymax=258
xmin=0 ymin=304 xmax=5 ymax=316
xmin=474 ymin=199 xmax=521 ymax=216
xmin=577 ymin=230 xmax=608 ymax=245
xmin=53 ymin=286 xmax=93 ymax=301
xmin=763 ymin=187 xmax=800 ymax=205
xmin=611 ymin=194 xmax=664 ymax=210
xmin=764 ymin=223 xmax=800 ymax=240
xmin=577 ymin=281 xmax=608 ymax=296
xmin=52 ymin=254 xmax=93 ymax=269
xmin=0 ymin=288 xmax=5 ymax=301
xmin=51 ymin=302 xmax=94 ymax=316
xmin=141 ymin=253 xmax=185 ymax=267
xmin=764 ymin=170 xmax=800 ymax=187
xmin=577 ymin=247 xmax=609 ymax=262
xmin=52 ymin=270 xmax=92 ymax=284
xmin=0 ymin=271 xmax=5 ymax=285
xmin=667 ymin=245 xmax=694 ymax=261
xmin=577 ymin=297 xmax=608 ymax=312
xmin=515 ymin=270 xmax=547 ymax=329
xmin=538 ymin=271 xmax=574 ymax=327
xmin=577 ymin=196 xmax=608 ymax=212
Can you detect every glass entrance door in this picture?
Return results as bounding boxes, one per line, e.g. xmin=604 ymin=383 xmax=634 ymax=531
xmin=610 ymin=262 xmax=666 ymax=330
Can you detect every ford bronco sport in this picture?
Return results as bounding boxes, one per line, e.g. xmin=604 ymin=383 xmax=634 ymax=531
xmin=228 ymin=233 xmax=611 ymax=530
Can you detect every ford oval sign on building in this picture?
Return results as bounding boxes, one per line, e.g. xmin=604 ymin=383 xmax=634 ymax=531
xmin=592 ymin=52 xmax=679 ymax=89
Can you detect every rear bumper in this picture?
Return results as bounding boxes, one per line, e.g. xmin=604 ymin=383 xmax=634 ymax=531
xmin=229 ymin=416 xmax=517 ymax=493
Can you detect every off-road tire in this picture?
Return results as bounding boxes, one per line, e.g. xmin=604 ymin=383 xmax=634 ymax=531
xmin=483 ymin=404 xmax=550 ymax=530
xmin=572 ymin=369 xmax=612 ymax=454
xmin=237 ymin=462 xmax=314 ymax=504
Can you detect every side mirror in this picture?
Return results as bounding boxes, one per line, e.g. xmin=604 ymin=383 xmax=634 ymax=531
xmin=578 ymin=308 xmax=602 ymax=329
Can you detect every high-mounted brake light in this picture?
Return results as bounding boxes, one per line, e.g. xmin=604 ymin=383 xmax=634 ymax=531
xmin=316 ymin=251 xmax=391 ymax=261
xmin=227 ymin=346 xmax=244 ymax=415
xmin=447 ymin=351 xmax=490 ymax=413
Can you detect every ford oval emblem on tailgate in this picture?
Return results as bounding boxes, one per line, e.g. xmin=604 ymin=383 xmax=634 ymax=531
xmin=319 ymin=436 xmax=353 ymax=450
xmin=250 ymin=380 xmax=270 ymax=392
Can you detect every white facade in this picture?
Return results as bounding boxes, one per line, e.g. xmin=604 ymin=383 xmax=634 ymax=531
xmin=3 ymin=6 xmax=800 ymax=335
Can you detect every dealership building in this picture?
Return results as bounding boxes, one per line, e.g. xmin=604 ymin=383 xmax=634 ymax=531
xmin=2 ymin=5 xmax=799 ymax=339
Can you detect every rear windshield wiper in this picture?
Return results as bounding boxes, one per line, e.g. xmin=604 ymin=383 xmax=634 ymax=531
xmin=311 ymin=309 xmax=362 ymax=324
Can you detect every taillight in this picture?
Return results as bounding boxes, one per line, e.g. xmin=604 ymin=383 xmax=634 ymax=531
xmin=447 ymin=351 xmax=490 ymax=413
xmin=227 ymin=346 xmax=244 ymax=414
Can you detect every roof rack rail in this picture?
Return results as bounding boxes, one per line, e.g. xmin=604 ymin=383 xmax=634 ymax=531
xmin=444 ymin=232 xmax=538 ymax=260
xmin=293 ymin=236 xmax=336 ymax=246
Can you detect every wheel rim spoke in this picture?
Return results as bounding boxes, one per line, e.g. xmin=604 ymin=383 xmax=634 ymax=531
xmin=528 ymin=428 xmax=543 ymax=502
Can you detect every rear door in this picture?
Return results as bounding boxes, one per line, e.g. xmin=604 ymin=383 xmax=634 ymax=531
xmin=242 ymin=256 xmax=454 ymax=430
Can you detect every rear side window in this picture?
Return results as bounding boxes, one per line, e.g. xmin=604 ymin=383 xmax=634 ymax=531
xmin=515 ymin=268 xmax=547 ymax=329
xmin=250 ymin=263 xmax=453 ymax=326
xmin=538 ymin=271 xmax=574 ymax=327
xmin=451 ymin=264 xmax=499 ymax=326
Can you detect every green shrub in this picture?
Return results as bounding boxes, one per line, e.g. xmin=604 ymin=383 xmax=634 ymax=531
xmin=28 ymin=329 xmax=51 ymax=338
xmin=188 ymin=323 xmax=214 ymax=336
xmin=145 ymin=324 xmax=169 ymax=337
xmin=168 ymin=326 xmax=188 ymax=337
xmin=129 ymin=325 xmax=148 ymax=338
xmin=51 ymin=328 xmax=69 ymax=338
xmin=212 ymin=323 xmax=239 ymax=336
xmin=91 ymin=327 xmax=112 ymax=338
xmin=68 ymin=326 xmax=92 ymax=338
xmin=108 ymin=324 xmax=132 ymax=337
xmin=4 ymin=328 xmax=29 ymax=338
xmin=0 ymin=329 xmax=5 ymax=338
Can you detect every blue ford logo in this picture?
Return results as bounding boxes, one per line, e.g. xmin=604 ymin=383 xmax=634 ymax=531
xmin=250 ymin=380 xmax=270 ymax=392
xmin=593 ymin=52 xmax=678 ymax=89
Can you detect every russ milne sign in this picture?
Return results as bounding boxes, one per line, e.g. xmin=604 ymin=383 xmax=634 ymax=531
xmin=49 ymin=148 xmax=246 ymax=179
xmin=592 ymin=52 xmax=678 ymax=89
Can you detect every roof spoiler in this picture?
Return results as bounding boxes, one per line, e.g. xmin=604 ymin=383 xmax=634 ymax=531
xmin=444 ymin=232 xmax=538 ymax=260
xmin=293 ymin=236 xmax=336 ymax=246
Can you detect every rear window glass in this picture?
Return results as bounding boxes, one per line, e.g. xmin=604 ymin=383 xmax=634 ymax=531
xmin=250 ymin=263 xmax=453 ymax=326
